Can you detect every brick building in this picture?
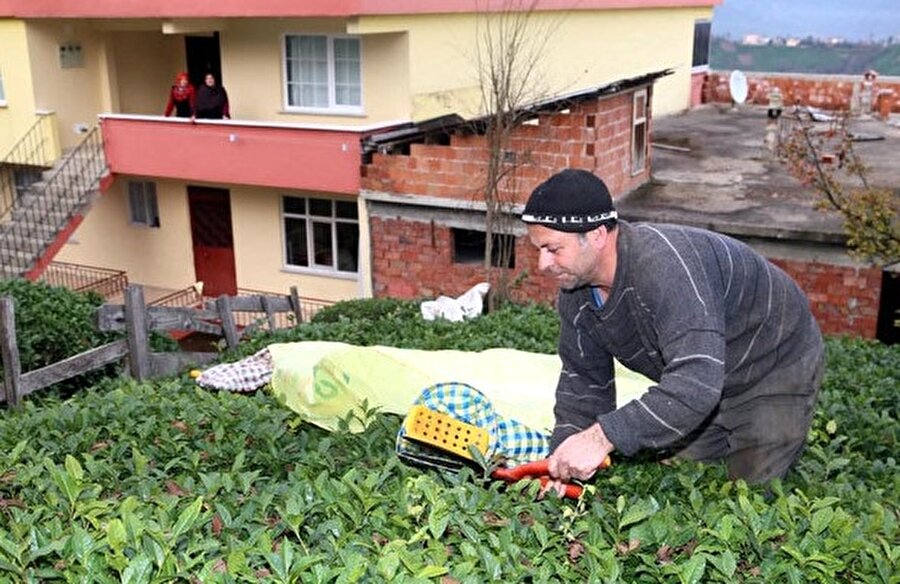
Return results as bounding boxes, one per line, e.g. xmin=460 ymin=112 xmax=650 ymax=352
xmin=361 ymin=72 xmax=666 ymax=303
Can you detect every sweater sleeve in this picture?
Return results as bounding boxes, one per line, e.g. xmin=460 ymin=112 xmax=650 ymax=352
xmin=550 ymin=292 xmax=616 ymax=452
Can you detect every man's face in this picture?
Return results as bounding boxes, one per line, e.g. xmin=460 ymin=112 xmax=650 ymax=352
xmin=527 ymin=224 xmax=601 ymax=290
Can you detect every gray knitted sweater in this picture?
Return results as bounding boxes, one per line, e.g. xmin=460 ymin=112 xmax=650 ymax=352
xmin=551 ymin=221 xmax=823 ymax=456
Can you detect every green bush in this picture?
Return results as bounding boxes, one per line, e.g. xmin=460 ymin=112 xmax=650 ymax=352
xmin=0 ymin=279 xmax=114 ymax=372
xmin=233 ymin=298 xmax=560 ymax=357
xmin=0 ymin=298 xmax=896 ymax=582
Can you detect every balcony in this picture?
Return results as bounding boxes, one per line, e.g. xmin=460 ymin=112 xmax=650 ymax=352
xmin=99 ymin=115 xmax=391 ymax=194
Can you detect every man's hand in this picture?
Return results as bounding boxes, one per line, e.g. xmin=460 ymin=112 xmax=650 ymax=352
xmin=548 ymin=423 xmax=614 ymax=482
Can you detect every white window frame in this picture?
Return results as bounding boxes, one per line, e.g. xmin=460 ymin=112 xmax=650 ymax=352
xmin=281 ymin=195 xmax=359 ymax=277
xmin=282 ymin=34 xmax=363 ymax=115
xmin=127 ymin=181 xmax=160 ymax=228
xmin=631 ymin=89 xmax=649 ymax=175
xmin=692 ymin=20 xmax=712 ymax=73
xmin=0 ymin=69 xmax=7 ymax=106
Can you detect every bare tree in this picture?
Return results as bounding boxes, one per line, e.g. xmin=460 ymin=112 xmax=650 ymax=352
xmin=778 ymin=108 xmax=900 ymax=265
xmin=473 ymin=0 xmax=559 ymax=308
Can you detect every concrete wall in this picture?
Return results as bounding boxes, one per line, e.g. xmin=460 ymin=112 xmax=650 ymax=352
xmin=363 ymin=89 xmax=648 ymax=299
xmin=57 ymin=178 xmax=363 ymax=303
xmin=25 ymin=20 xmax=108 ymax=150
xmin=229 ymin=185 xmax=362 ymax=300
xmin=222 ymin=19 xmax=411 ymax=125
xmin=704 ymin=71 xmax=900 ymax=115
xmin=358 ymin=7 xmax=712 ymax=119
xmin=0 ymin=19 xmax=40 ymax=154
xmin=110 ymin=31 xmax=184 ymax=115
xmin=57 ymin=179 xmax=197 ymax=287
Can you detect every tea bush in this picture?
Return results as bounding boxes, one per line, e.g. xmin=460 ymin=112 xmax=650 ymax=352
xmin=0 ymin=279 xmax=112 ymax=372
xmin=0 ymin=280 xmax=177 ymax=392
xmin=0 ymin=299 xmax=896 ymax=582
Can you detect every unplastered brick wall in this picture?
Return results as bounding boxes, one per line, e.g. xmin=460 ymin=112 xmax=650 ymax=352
xmin=363 ymin=91 xmax=649 ymax=209
xmin=704 ymin=71 xmax=900 ymax=113
xmin=771 ymin=258 xmax=881 ymax=338
xmin=364 ymin=89 xmax=650 ymax=302
xmin=369 ymin=216 xmax=560 ymax=302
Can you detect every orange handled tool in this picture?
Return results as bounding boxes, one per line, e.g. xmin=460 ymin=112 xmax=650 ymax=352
xmin=491 ymin=456 xmax=611 ymax=500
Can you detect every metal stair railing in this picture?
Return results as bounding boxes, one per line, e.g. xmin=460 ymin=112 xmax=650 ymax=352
xmin=0 ymin=126 xmax=108 ymax=279
xmin=0 ymin=113 xmax=56 ymax=223
xmin=39 ymin=261 xmax=128 ymax=299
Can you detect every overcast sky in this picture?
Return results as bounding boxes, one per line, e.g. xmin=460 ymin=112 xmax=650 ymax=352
xmin=712 ymin=0 xmax=900 ymax=41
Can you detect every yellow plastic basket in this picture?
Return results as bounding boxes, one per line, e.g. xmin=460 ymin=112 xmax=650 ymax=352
xmin=402 ymin=405 xmax=490 ymax=460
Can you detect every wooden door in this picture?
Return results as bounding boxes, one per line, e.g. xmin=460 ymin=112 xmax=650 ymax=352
xmin=188 ymin=187 xmax=236 ymax=297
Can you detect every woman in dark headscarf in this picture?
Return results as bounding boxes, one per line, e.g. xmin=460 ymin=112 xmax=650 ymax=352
xmin=194 ymin=73 xmax=231 ymax=119
xmin=164 ymin=72 xmax=195 ymax=118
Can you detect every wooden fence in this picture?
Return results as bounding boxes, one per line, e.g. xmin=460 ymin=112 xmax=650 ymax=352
xmin=1 ymin=284 xmax=316 ymax=408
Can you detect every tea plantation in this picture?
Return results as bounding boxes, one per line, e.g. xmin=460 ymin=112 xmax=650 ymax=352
xmin=0 ymin=294 xmax=896 ymax=582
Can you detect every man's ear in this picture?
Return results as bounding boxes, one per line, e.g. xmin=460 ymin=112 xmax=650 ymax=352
xmin=586 ymin=225 xmax=608 ymax=250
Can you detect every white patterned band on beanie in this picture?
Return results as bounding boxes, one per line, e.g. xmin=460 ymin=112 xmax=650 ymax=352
xmin=521 ymin=169 xmax=618 ymax=233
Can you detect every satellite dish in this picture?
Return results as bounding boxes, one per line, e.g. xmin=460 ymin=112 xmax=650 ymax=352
xmin=729 ymin=70 xmax=749 ymax=105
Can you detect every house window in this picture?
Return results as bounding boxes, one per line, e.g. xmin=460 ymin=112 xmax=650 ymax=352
xmin=284 ymin=35 xmax=362 ymax=113
xmin=283 ymin=196 xmax=359 ymax=273
xmin=692 ymin=20 xmax=712 ymax=70
xmin=128 ymin=181 xmax=160 ymax=227
xmin=632 ymin=89 xmax=648 ymax=175
xmin=0 ymin=69 xmax=6 ymax=105
xmin=452 ymin=228 xmax=516 ymax=269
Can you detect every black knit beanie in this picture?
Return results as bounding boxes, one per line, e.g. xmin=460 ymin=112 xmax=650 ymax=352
xmin=521 ymin=169 xmax=617 ymax=233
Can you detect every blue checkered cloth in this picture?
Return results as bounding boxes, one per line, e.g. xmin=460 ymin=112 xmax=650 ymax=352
xmin=398 ymin=381 xmax=549 ymax=465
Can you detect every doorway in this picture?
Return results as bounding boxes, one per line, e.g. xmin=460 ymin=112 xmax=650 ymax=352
xmin=187 ymin=186 xmax=237 ymax=297
xmin=185 ymin=33 xmax=222 ymax=90
xmin=876 ymin=267 xmax=899 ymax=345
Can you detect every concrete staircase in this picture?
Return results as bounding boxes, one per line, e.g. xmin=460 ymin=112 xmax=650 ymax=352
xmin=0 ymin=128 xmax=108 ymax=280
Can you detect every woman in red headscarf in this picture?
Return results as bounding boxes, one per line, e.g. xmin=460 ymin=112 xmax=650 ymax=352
xmin=164 ymin=72 xmax=195 ymax=118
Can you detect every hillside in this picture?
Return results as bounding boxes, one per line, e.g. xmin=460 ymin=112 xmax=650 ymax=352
xmin=710 ymin=38 xmax=900 ymax=76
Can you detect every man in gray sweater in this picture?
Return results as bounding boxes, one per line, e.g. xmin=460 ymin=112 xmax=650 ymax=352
xmin=522 ymin=169 xmax=824 ymax=487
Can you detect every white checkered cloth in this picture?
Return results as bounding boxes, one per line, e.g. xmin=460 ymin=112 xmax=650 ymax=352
xmin=195 ymin=348 xmax=274 ymax=393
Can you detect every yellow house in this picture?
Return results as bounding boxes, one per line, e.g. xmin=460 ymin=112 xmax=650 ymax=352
xmin=0 ymin=0 xmax=719 ymax=307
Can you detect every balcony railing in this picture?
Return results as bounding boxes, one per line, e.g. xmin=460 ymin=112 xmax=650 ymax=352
xmin=99 ymin=115 xmax=382 ymax=194
xmin=39 ymin=261 xmax=128 ymax=299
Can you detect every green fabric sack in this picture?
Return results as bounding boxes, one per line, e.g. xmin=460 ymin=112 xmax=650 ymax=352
xmin=268 ymin=341 xmax=652 ymax=433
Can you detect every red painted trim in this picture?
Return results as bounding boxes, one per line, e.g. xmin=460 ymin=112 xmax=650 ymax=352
xmin=101 ymin=118 xmax=362 ymax=194
xmin=99 ymin=172 xmax=115 ymax=193
xmin=25 ymin=214 xmax=85 ymax=281
xmin=0 ymin=0 xmax=721 ymax=18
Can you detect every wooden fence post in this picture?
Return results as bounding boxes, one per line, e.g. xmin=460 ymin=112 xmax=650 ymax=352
xmin=289 ymin=286 xmax=303 ymax=324
xmin=124 ymin=285 xmax=151 ymax=381
xmin=260 ymin=295 xmax=277 ymax=330
xmin=216 ymin=295 xmax=239 ymax=349
xmin=0 ymin=297 xmax=22 ymax=409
